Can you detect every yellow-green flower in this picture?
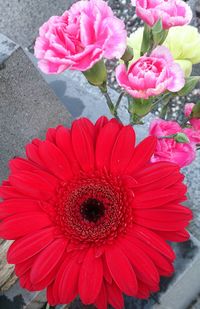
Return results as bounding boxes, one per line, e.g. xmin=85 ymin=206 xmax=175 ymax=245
xmin=128 ymin=25 xmax=200 ymax=77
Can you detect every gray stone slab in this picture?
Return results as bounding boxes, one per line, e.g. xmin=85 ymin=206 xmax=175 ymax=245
xmin=0 ymin=34 xmax=72 ymax=182
xmin=0 ymin=0 xmax=75 ymax=47
xmin=0 ymin=34 xmax=18 ymax=64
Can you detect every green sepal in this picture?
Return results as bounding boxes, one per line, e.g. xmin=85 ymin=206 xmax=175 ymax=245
xmin=152 ymin=19 xmax=169 ymax=46
xmin=83 ymin=60 xmax=107 ymax=87
xmin=129 ymin=98 xmax=153 ymax=117
xmin=121 ymin=46 xmax=134 ymax=63
xmin=141 ymin=24 xmax=153 ymax=55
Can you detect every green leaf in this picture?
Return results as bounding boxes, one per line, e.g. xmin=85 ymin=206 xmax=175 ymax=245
xmin=191 ymin=101 xmax=200 ymax=118
xmin=177 ymin=76 xmax=200 ymax=96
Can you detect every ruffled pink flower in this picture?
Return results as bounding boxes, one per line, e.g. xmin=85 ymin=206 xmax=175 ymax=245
xmin=184 ymin=103 xmax=200 ymax=131
xmin=116 ymin=46 xmax=185 ymax=99
xmin=149 ymin=119 xmax=196 ymax=167
xmin=34 ymin=0 xmax=126 ymax=74
xmin=133 ymin=0 xmax=192 ymax=29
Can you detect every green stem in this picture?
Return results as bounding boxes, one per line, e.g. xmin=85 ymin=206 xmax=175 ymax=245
xmin=99 ymin=86 xmax=121 ymax=121
xmin=152 ymin=92 xmax=172 ymax=108
xmin=114 ymin=92 xmax=125 ymax=117
xmin=159 ymin=93 xmax=173 ymax=119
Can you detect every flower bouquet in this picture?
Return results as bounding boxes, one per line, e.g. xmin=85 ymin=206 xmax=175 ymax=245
xmin=1 ymin=0 xmax=200 ymax=308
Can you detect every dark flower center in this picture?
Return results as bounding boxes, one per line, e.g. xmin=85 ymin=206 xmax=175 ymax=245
xmin=80 ymin=198 xmax=105 ymax=223
xmin=55 ymin=172 xmax=134 ymax=244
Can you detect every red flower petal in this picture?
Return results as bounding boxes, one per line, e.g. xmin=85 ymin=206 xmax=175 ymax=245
xmin=0 ymin=183 xmax=26 ymax=200
xmin=0 ymin=213 xmax=52 ymax=239
xmin=47 ymin=283 xmax=57 ymax=306
xmin=134 ymin=204 xmax=192 ymax=222
xmin=120 ymin=236 xmax=159 ymax=289
xmin=132 ymin=226 xmax=175 ymax=261
xmin=134 ymin=165 xmax=184 ymax=192
xmin=72 ymin=118 xmax=95 ymax=172
xmin=9 ymin=158 xmax=41 ymax=174
xmin=126 ymin=136 xmax=157 ymax=175
xmin=135 ymin=281 xmax=151 ymax=299
xmin=132 ymin=184 xmax=187 ymax=209
xmin=110 ymin=125 xmax=135 ymax=174
xmin=30 ymin=238 xmax=67 ymax=284
xmin=79 ymin=248 xmax=103 ymax=304
xmin=7 ymin=227 xmax=56 ymax=264
xmin=55 ymin=126 xmax=80 ymax=174
xmin=39 ymin=141 xmax=73 ymax=180
xmin=95 ymin=282 xmax=107 ymax=309
xmin=0 ymin=199 xmax=41 ymax=219
xmin=9 ymin=170 xmax=57 ymax=200
xmin=15 ymin=256 xmax=35 ymax=277
xmin=58 ymin=258 xmax=81 ymax=304
xmin=157 ymin=229 xmax=190 ymax=242
xmin=94 ymin=116 xmax=109 ymax=139
xmin=46 ymin=127 xmax=58 ymax=143
xmin=106 ymin=281 xmax=124 ymax=309
xmin=26 ymin=141 xmax=44 ymax=167
xmin=105 ymin=245 xmax=138 ymax=296
xmin=126 ymin=235 xmax=174 ymax=277
xmin=95 ymin=120 xmax=121 ymax=170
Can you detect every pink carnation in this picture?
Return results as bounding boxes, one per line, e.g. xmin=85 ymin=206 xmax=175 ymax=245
xmin=149 ymin=119 xmax=196 ymax=167
xmin=34 ymin=0 xmax=126 ymax=74
xmin=116 ymin=46 xmax=185 ymax=99
xmin=184 ymin=103 xmax=200 ymax=131
xmin=133 ymin=0 xmax=192 ymax=29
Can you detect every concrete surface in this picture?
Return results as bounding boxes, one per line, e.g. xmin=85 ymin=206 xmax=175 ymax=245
xmin=0 ymin=34 xmax=72 ymax=182
xmin=0 ymin=0 xmax=75 ymax=47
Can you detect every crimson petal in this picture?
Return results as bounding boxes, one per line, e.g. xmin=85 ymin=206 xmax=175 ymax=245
xmin=7 ymin=227 xmax=56 ymax=263
xmin=30 ymin=238 xmax=67 ymax=284
xmin=39 ymin=141 xmax=73 ymax=180
xmin=105 ymin=245 xmax=138 ymax=296
xmin=79 ymin=248 xmax=103 ymax=304
xmin=0 ymin=212 xmax=52 ymax=239
xmin=110 ymin=125 xmax=135 ymax=174
xmin=72 ymin=118 xmax=95 ymax=172
xmin=126 ymin=136 xmax=157 ymax=175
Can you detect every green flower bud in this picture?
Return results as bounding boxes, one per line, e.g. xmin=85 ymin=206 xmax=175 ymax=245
xmin=174 ymin=133 xmax=190 ymax=143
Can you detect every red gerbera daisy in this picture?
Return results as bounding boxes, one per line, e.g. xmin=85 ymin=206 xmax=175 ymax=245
xmin=0 ymin=117 xmax=192 ymax=309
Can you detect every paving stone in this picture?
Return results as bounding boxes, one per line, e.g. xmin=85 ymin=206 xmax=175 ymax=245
xmin=0 ymin=34 xmax=72 ymax=183
xmin=0 ymin=0 xmax=75 ymax=47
